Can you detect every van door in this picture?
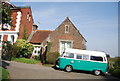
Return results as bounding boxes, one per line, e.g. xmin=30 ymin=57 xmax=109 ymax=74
xmin=74 ymin=54 xmax=90 ymax=71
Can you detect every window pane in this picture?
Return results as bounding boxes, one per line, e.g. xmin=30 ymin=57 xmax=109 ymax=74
xmin=90 ymin=56 xmax=103 ymax=61
xmin=77 ymin=54 xmax=82 ymax=59
xmin=83 ymin=55 xmax=89 ymax=60
xmin=66 ymin=53 xmax=74 ymax=58
xmin=65 ymin=25 xmax=69 ymax=33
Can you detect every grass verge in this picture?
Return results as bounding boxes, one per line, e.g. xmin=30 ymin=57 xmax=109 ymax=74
xmin=11 ymin=58 xmax=41 ymax=64
xmin=0 ymin=67 xmax=9 ymax=81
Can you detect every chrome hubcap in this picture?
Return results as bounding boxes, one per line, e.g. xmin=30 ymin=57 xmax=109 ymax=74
xmin=95 ymin=70 xmax=100 ymax=75
xmin=66 ymin=66 xmax=72 ymax=72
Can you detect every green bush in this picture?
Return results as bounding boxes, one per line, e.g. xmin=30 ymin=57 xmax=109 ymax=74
xmin=109 ymin=57 xmax=120 ymax=78
xmin=109 ymin=68 xmax=120 ymax=77
xmin=13 ymin=39 xmax=34 ymax=58
xmin=2 ymin=41 xmax=12 ymax=60
xmin=46 ymin=52 xmax=60 ymax=64
xmin=34 ymin=55 xmax=40 ymax=61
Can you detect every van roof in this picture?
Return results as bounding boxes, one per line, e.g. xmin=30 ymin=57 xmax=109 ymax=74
xmin=65 ymin=48 xmax=106 ymax=57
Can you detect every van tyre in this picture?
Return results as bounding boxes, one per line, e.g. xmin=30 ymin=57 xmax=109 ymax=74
xmin=65 ymin=65 xmax=73 ymax=72
xmin=94 ymin=70 xmax=101 ymax=76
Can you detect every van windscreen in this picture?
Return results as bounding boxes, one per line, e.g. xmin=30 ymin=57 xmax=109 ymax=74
xmin=65 ymin=53 xmax=74 ymax=58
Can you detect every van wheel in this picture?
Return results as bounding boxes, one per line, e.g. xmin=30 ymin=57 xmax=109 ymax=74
xmin=93 ymin=70 xmax=101 ymax=76
xmin=65 ymin=65 xmax=73 ymax=72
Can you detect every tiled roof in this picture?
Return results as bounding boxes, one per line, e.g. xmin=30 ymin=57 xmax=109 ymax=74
xmin=30 ymin=30 xmax=53 ymax=43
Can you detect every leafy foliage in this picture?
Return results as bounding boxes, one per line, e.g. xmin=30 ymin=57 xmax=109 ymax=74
xmin=46 ymin=52 xmax=60 ymax=64
xmin=0 ymin=2 xmax=12 ymax=25
xmin=47 ymin=42 xmax=52 ymax=52
xmin=109 ymin=57 xmax=120 ymax=78
xmin=23 ymin=27 xmax=28 ymax=40
xmin=13 ymin=39 xmax=34 ymax=58
xmin=2 ymin=41 xmax=12 ymax=60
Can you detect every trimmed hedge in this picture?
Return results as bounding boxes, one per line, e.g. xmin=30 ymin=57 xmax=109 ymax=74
xmin=46 ymin=52 xmax=60 ymax=64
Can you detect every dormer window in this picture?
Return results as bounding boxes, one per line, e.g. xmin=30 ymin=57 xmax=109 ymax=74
xmin=65 ymin=25 xmax=69 ymax=33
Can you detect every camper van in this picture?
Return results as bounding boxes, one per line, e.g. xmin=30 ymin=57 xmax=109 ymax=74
xmin=55 ymin=48 xmax=108 ymax=75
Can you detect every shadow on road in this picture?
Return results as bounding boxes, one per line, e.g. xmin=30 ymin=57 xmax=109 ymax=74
xmin=52 ymin=65 xmax=120 ymax=81
xmin=0 ymin=60 xmax=10 ymax=69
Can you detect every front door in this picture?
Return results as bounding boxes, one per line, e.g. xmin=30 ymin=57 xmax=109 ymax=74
xmin=60 ymin=41 xmax=72 ymax=55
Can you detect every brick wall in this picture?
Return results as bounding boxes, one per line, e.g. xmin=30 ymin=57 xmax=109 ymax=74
xmin=18 ymin=7 xmax=33 ymax=39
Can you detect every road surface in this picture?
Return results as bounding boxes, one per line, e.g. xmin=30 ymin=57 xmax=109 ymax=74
xmin=2 ymin=60 xmax=120 ymax=80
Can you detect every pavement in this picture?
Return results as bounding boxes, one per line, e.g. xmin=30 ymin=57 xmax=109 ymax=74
xmin=1 ymin=60 xmax=120 ymax=80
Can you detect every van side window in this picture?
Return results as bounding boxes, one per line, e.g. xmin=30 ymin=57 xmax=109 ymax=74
xmin=65 ymin=53 xmax=74 ymax=58
xmin=76 ymin=54 xmax=82 ymax=59
xmin=90 ymin=56 xmax=103 ymax=62
xmin=83 ymin=55 xmax=89 ymax=60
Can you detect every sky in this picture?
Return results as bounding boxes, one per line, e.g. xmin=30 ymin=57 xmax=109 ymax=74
xmin=12 ymin=2 xmax=118 ymax=57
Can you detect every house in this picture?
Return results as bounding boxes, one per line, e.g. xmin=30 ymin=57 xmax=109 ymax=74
xmin=29 ymin=28 xmax=53 ymax=56
xmin=0 ymin=1 xmax=34 ymax=44
xmin=29 ymin=17 xmax=86 ymax=56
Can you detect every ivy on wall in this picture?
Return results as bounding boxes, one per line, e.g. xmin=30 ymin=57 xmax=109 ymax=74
xmin=47 ymin=42 xmax=52 ymax=52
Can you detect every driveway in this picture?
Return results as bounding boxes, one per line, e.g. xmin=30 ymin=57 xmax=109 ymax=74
xmin=2 ymin=60 xmax=120 ymax=80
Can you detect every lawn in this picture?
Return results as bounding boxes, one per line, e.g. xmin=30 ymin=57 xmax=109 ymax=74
xmin=11 ymin=58 xmax=41 ymax=64
xmin=0 ymin=67 xmax=9 ymax=81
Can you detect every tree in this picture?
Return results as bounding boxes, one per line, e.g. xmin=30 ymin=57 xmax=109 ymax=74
xmin=0 ymin=1 xmax=12 ymax=25
xmin=23 ymin=27 xmax=28 ymax=40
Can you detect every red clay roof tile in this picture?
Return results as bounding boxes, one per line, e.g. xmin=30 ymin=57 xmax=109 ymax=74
xmin=30 ymin=30 xmax=53 ymax=43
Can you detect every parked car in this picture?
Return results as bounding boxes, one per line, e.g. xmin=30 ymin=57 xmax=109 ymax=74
xmin=55 ymin=48 xmax=108 ymax=76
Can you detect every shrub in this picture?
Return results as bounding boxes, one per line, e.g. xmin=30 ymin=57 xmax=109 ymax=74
xmin=46 ymin=52 xmax=60 ymax=64
xmin=34 ymin=55 xmax=40 ymax=60
xmin=13 ymin=39 xmax=34 ymax=58
xmin=108 ymin=57 xmax=120 ymax=78
xmin=109 ymin=68 xmax=120 ymax=77
xmin=2 ymin=41 xmax=12 ymax=60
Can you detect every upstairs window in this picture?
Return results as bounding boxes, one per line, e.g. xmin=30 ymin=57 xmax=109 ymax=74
xmin=27 ymin=13 xmax=29 ymax=20
xmin=27 ymin=13 xmax=31 ymax=22
xmin=65 ymin=25 xmax=69 ymax=33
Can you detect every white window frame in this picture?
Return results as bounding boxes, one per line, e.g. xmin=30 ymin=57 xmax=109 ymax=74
xmin=59 ymin=39 xmax=73 ymax=55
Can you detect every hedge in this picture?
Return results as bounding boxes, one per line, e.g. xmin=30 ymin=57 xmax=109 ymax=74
xmin=46 ymin=52 xmax=60 ymax=64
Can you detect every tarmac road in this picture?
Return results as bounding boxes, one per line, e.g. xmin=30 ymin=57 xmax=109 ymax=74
xmin=2 ymin=60 xmax=120 ymax=80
